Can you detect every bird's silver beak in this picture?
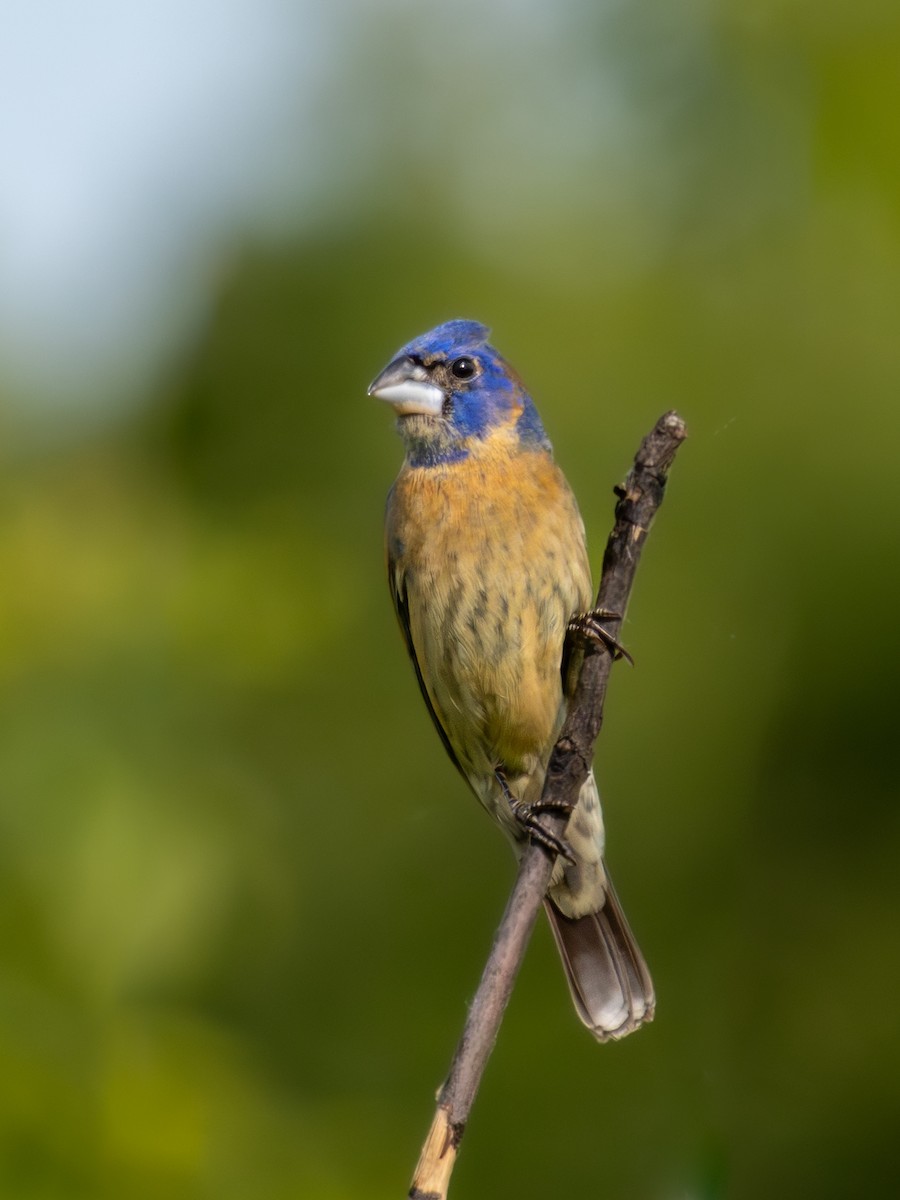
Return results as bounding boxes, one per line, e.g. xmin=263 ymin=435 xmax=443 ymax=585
xmin=368 ymin=356 xmax=445 ymax=416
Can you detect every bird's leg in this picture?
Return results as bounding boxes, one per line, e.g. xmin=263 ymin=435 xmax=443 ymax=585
xmin=567 ymin=608 xmax=634 ymax=665
xmin=495 ymin=769 xmax=576 ymax=865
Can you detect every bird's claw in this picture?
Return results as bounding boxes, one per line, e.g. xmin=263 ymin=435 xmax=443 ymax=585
xmin=567 ymin=608 xmax=634 ymax=665
xmin=512 ymin=801 xmax=577 ymax=864
xmin=494 ymin=769 xmax=576 ymax=863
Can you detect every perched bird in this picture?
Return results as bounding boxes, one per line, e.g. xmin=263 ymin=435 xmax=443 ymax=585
xmin=370 ymin=319 xmax=654 ymax=1041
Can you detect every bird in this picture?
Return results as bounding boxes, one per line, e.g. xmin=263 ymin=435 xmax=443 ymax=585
xmin=369 ymin=318 xmax=654 ymax=1041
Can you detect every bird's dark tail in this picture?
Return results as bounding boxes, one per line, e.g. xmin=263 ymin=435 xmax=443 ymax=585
xmin=543 ymin=873 xmax=655 ymax=1042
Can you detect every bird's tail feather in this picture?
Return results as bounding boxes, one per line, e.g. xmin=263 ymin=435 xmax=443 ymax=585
xmin=543 ymin=873 xmax=655 ymax=1042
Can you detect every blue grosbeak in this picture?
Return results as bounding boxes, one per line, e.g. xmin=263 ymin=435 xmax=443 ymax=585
xmin=370 ymin=319 xmax=654 ymax=1041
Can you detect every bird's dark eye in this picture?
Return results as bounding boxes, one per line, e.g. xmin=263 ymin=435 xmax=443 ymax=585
xmin=450 ymin=356 xmax=477 ymax=380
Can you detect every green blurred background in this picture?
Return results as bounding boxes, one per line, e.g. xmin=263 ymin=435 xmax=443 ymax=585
xmin=1 ymin=2 xmax=898 ymax=1197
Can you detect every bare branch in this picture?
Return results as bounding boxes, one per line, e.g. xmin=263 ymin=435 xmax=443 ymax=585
xmin=409 ymin=411 xmax=688 ymax=1200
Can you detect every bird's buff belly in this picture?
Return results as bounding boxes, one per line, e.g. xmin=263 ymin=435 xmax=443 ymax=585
xmin=406 ymin=557 xmax=567 ymax=784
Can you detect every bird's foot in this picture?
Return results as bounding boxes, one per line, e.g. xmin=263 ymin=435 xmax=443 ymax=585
xmin=567 ymin=608 xmax=634 ymax=665
xmin=512 ymin=800 xmax=577 ymax=864
xmin=495 ymin=770 xmax=576 ymax=864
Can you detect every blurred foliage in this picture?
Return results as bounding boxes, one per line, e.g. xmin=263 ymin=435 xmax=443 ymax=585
xmin=2 ymin=2 xmax=900 ymax=1198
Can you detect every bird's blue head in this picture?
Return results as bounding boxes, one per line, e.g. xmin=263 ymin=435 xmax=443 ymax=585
xmin=368 ymin=319 xmax=550 ymax=467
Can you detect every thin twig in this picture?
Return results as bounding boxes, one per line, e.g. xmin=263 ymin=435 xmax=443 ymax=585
xmin=409 ymin=411 xmax=687 ymax=1200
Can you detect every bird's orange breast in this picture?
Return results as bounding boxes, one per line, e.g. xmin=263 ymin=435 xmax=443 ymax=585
xmin=387 ymin=438 xmax=592 ymax=780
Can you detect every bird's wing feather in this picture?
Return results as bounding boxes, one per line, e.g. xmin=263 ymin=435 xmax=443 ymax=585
xmin=387 ymin=543 xmax=467 ymax=781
